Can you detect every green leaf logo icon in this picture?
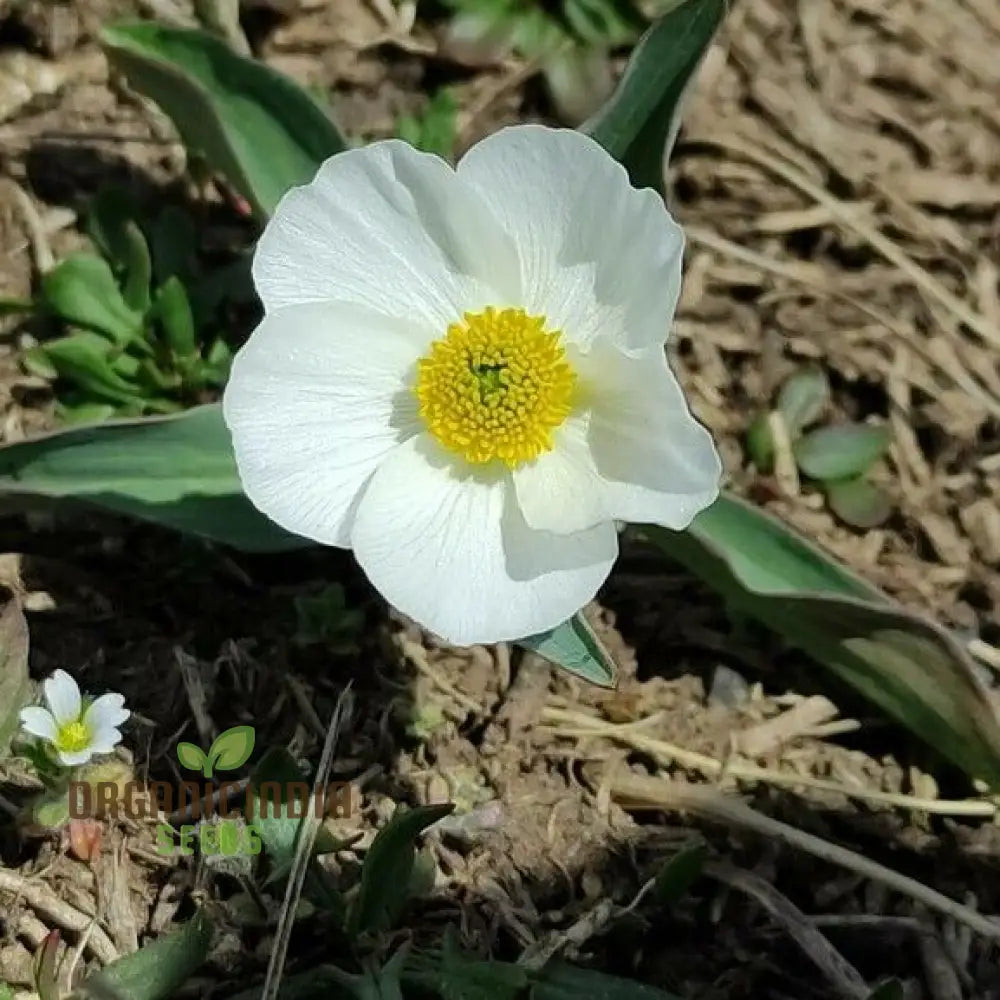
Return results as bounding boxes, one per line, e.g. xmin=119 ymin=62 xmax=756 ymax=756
xmin=176 ymin=725 xmax=255 ymax=777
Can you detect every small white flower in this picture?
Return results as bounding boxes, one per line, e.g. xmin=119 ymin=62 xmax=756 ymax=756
xmin=19 ymin=669 xmax=129 ymax=767
xmin=224 ymin=125 xmax=722 ymax=645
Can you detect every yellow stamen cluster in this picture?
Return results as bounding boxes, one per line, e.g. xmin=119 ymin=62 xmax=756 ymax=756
xmin=414 ymin=307 xmax=576 ymax=467
xmin=56 ymin=720 xmax=91 ymax=753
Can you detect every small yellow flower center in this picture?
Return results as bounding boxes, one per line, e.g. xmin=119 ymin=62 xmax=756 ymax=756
xmin=55 ymin=720 xmax=91 ymax=754
xmin=414 ymin=307 xmax=576 ymax=467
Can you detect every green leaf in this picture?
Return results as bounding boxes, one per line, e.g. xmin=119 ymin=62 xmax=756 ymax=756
xmin=532 ymin=962 xmax=683 ymax=1000
xmin=583 ymin=0 xmax=727 ymax=191
xmin=349 ymin=803 xmax=453 ymax=936
xmin=207 ymin=724 xmax=255 ymax=772
xmin=246 ymin=746 xmax=346 ymax=885
xmin=0 ymin=296 xmax=34 ymax=316
xmin=519 ymin=610 xmax=618 ymax=688
xmin=776 ymin=366 xmax=830 ymax=436
xmin=794 ymin=423 xmax=891 ymax=481
xmin=438 ymin=929 xmax=528 ymax=1000
xmin=87 ymin=190 xmax=154 ymax=313
xmin=78 ymin=910 xmax=212 ymax=1000
xmin=866 ymin=980 xmax=904 ymax=1000
xmin=395 ymin=88 xmax=458 ymax=159
xmin=745 ymin=411 xmax=775 ymax=472
xmin=0 ymin=404 xmax=306 ymax=552
xmin=0 ymin=982 xmax=15 ymax=1000
xmin=645 ymin=493 xmax=1000 ymax=788
xmin=101 ymin=22 xmax=347 ymax=219
xmin=0 ymin=599 xmax=30 ymax=757
xmin=39 ymin=254 xmax=144 ymax=344
xmin=825 ymin=477 xmax=893 ymax=529
xmin=31 ymin=790 xmax=72 ymax=830
xmin=176 ymin=741 xmax=207 ymax=771
xmin=653 ymin=840 xmax=706 ymax=905
xmin=152 ymin=276 xmax=197 ymax=358
xmin=35 ymin=331 xmax=145 ymax=406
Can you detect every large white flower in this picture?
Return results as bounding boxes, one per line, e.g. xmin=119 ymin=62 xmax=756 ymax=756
xmin=19 ymin=669 xmax=129 ymax=767
xmin=224 ymin=125 xmax=721 ymax=645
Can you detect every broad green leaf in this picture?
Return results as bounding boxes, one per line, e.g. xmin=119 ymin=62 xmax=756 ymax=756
xmin=645 ymin=494 xmax=1000 ymax=788
xmin=438 ymin=929 xmax=528 ymax=1000
xmin=776 ymin=366 xmax=830 ymax=436
xmin=519 ymin=610 xmax=618 ymax=688
xmin=79 ymin=910 xmax=212 ymax=1000
xmin=349 ymin=803 xmax=453 ymax=936
xmin=86 ymin=188 xmax=152 ymax=310
xmin=208 ymin=724 xmax=255 ymax=772
xmin=532 ymin=962 xmax=683 ymax=1000
xmin=653 ymin=840 xmax=706 ymax=905
xmin=583 ymin=0 xmax=727 ymax=191
xmin=0 ymin=404 xmax=306 ymax=552
xmin=176 ymin=741 xmax=206 ymax=771
xmin=31 ymin=790 xmax=72 ymax=830
xmin=825 ymin=477 xmax=892 ymax=529
xmin=101 ymin=22 xmax=347 ymax=219
xmin=39 ymin=254 xmax=144 ymax=344
xmin=0 ymin=600 xmax=30 ymax=756
xmin=794 ymin=423 xmax=891 ymax=481
xmin=120 ymin=220 xmax=153 ymax=313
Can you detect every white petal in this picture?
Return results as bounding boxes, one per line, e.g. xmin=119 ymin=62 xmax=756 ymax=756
xmin=515 ymin=344 xmax=721 ymax=532
xmin=224 ymin=301 xmax=426 ymax=546
xmin=19 ymin=707 xmax=58 ymax=741
xmin=457 ymin=125 xmax=684 ymax=351
xmin=350 ymin=435 xmax=617 ymax=645
xmin=44 ymin=670 xmax=81 ymax=726
xmin=253 ymin=139 xmax=521 ymax=326
xmin=83 ymin=694 xmax=129 ymax=732
xmin=88 ymin=728 xmax=122 ymax=755
xmin=57 ymin=747 xmax=94 ymax=767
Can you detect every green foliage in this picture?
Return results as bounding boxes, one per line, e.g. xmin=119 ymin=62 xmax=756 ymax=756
xmin=101 ymin=22 xmax=347 ymax=219
xmin=348 ymin=802 xmax=454 ymax=936
xmin=647 ymin=494 xmax=1000 ymax=789
xmin=520 ymin=610 xmax=618 ymax=687
xmin=78 ymin=910 xmax=213 ymax=1000
xmin=653 ymin=840 xmax=706 ymax=905
xmin=293 ymin=583 xmax=364 ymax=652
xmin=440 ymin=0 xmax=646 ymax=122
xmin=396 ymin=88 xmax=459 ymax=159
xmin=25 ymin=194 xmax=239 ymax=423
xmin=745 ymin=366 xmax=893 ymax=529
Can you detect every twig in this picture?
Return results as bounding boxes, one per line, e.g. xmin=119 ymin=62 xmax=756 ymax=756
xmin=1 ymin=179 xmax=53 ymax=273
xmin=608 ymin=773 xmax=1000 ymax=942
xmin=542 ymin=707 xmax=997 ymax=818
xmin=704 ymin=861 xmax=869 ymax=999
xmin=0 ymin=869 xmax=118 ymax=964
xmin=260 ymin=685 xmax=354 ymax=1000
xmin=700 ymin=133 xmax=1000 ymax=352
xmin=399 ymin=637 xmax=484 ymax=715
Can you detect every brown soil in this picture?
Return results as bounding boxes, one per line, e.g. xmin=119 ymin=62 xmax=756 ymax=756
xmin=2 ymin=1 xmax=1000 ymax=998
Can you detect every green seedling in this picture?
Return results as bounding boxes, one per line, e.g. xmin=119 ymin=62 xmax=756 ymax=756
xmin=177 ymin=724 xmax=255 ymax=778
xmin=439 ymin=0 xmax=645 ymax=123
xmin=292 ymin=583 xmax=364 ymax=652
xmin=746 ymin=366 xmax=893 ymax=529
xmin=396 ymin=87 xmax=459 ymax=159
xmin=22 ymin=189 xmax=244 ymax=423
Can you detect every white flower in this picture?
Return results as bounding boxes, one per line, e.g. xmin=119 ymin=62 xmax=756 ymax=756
xmin=224 ymin=125 xmax=722 ymax=645
xmin=19 ymin=669 xmax=129 ymax=767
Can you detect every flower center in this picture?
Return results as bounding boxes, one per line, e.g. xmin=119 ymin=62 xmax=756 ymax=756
xmin=56 ymin=720 xmax=91 ymax=753
xmin=414 ymin=307 xmax=576 ymax=467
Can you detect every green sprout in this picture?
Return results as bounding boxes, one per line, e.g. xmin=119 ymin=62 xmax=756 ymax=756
xmin=746 ymin=366 xmax=893 ymax=529
xmin=21 ymin=189 xmax=249 ymax=423
xmin=396 ymin=87 xmax=459 ymax=159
